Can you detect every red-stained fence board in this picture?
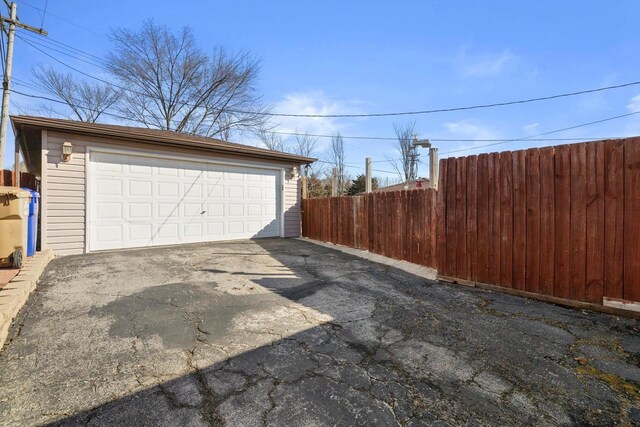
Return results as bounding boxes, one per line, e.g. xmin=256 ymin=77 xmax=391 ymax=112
xmin=476 ymin=154 xmax=490 ymax=283
xmin=512 ymin=150 xmax=527 ymax=291
xmin=525 ymin=148 xmax=541 ymax=294
xmin=436 ymin=160 xmax=448 ymax=272
xmin=445 ymin=159 xmax=458 ymax=277
xmin=554 ymin=145 xmax=571 ymax=299
xmin=467 ymin=156 xmax=478 ymax=281
xmin=456 ymin=157 xmax=468 ymax=279
xmin=539 ymin=147 xmax=555 ymax=296
xmin=569 ymin=143 xmax=587 ymax=302
xmin=500 ymin=151 xmax=513 ymax=288
xmin=603 ymin=140 xmax=624 ymax=299
xmin=489 ymin=153 xmax=502 ymax=285
xmin=585 ymin=142 xmax=605 ymax=304
xmin=624 ymin=137 xmax=640 ymax=302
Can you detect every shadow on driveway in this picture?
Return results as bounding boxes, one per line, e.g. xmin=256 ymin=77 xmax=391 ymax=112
xmin=0 ymin=238 xmax=639 ymax=426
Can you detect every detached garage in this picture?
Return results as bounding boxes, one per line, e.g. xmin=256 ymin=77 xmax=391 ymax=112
xmin=12 ymin=116 xmax=315 ymax=256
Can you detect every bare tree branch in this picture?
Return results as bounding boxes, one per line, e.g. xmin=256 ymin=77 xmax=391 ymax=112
xmin=106 ymin=20 xmax=267 ymax=139
xmin=31 ymin=65 xmax=121 ymax=122
xmin=329 ymin=132 xmax=348 ymax=195
xmin=393 ymin=121 xmax=418 ymax=182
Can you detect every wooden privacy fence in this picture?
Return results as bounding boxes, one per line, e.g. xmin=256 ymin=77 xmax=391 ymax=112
xmin=302 ymin=189 xmax=437 ymax=268
xmin=437 ymin=137 xmax=640 ymax=305
xmin=0 ymin=170 xmax=37 ymax=190
xmin=302 ymin=137 xmax=640 ymax=308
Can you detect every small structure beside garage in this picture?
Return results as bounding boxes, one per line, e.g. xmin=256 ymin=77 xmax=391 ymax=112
xmin=11 ymin=116 xmax=315 ymax=256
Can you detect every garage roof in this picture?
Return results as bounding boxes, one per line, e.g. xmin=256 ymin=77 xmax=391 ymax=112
xmin=11 ymin=115 xmax=317 ymax=166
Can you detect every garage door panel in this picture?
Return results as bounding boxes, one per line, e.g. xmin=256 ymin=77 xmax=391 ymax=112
xmin=247 ymin=204 xmax=262 ymax=216
xmin=206 ymin=203 xmax=224 ymax=217
xmin=247 ymin=187 xmax=262 ymax=199
xmin=184 ymin=203 xmax=203 ymax=217
xmin=156 ymin=223 xmax=179 ymax=239
xmin=96 ymin=225 xmax=123 ymax=243
xmin=227 ymin=172 xmax=244 ymax=181
xmin=228 ymin=221 xmax=244 ymax=234
xmin=184 ymin=182 xmax=204 ymax=198
xmin=227 ymin=186 xmax=243 ymax=198
xmin=129 ymin=180 xmax=152 ymax=197
xmin=129 ymin=164 xmax=153 ymax=175
xmin=158 ymin=181 xmax=179 ymax=197
xmin=90 ymin=151 xmax=281 ymax=251
xmin=97 ymin=202 xmax=122 ymax=219
xmin=129 ymin=203 xmax=152 ymax=219
xmin=183 ymin=222 xmax=204 ymax=237
xmin=158 ymin=203 xmax=179 ymax=218
xmin=206 ymin=185 xmax=224 ymax=198
xmin=130 ymin=223 xmax=153 ymax=241
xmin=228 ymin=203 xmax=243 ymax=216
xmin=207 ymin=222 xmax=224 ymax=236
xmin=96 ymin=178 xmax=123 ymax=196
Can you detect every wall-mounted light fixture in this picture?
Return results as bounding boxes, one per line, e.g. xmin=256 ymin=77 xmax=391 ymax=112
xmin=288 ymin=166 xmax=299 ymax=179
xmin=61 ymin=141 xmax=73 ymax=162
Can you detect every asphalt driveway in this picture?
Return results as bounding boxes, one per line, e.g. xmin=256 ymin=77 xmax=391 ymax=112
xmin=0 ymin=238 xmax=639 ymax=426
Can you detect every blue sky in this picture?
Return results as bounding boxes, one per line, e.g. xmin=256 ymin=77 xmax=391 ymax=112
xmin=4 ymin=0 xmax=640 ymax=180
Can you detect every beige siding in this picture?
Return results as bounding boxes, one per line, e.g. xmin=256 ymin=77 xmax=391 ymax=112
xmin=283 ymin=178 xmax=301 ymax=237
xmin=44 ymin=131 xmax=303 ymax=255
xmin=45 ymin=135 xmax=86 ymax=255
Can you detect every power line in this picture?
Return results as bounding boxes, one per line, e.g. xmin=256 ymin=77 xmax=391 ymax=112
xmin=19 ymin=30 xmax=107 ymax=65
xmin=232 ymin=81 xmax=640 ymax=118
xmin=39 ymin=0 xmax=47 ymax=28
xmin=267 ymin=129 xmax=620 ymax=143
xmin=12 ymin=87 xmax=638 ymax=159
xmin=440 ymin=111 xmax=640 ymax=155
xmin=14 ymin=26 xmax=640 ymax=120
xmin=19 ymin=0 xmax=108 ymax=39
xmin=17 ymin=33 xmax=106 ymax=68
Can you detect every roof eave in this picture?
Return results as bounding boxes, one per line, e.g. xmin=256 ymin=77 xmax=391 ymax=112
xmin=11 ymin=116 xmax=317 ymax=164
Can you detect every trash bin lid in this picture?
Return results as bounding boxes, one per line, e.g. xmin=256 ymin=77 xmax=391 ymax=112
xmin=21 ymin=188 xmax=40 ymax=199
xmin=0 ymin=186 xmax=31 ymax=198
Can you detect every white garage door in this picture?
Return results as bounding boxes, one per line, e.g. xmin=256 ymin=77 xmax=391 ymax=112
xmin=88 ymin=151 xmax=280 ymax=251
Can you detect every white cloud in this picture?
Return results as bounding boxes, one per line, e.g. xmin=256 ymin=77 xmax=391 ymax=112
xmin=270 ymin=90 xmax=363 ymax=139
xmin=440 ymin=119 xmax=501 ymax=155
xmin=456 ymin=48 xmax=518 ymax=78
xmin=522 ymin=123 xmax=539 ymax=135
xmin=627 ymin=94 xmax=640 ymax=112
xmin=442 ymin=119 xmax=499 ymax=140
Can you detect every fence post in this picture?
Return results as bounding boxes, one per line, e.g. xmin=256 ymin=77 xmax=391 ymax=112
xmin=429 ymin=147 xmax=439 ymax=189
xmin=365 ymin=158 xmax=372 ymax=193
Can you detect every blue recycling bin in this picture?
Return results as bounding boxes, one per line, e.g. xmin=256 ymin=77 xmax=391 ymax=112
xmin=23 ymin=189 xmax=39 ymax=257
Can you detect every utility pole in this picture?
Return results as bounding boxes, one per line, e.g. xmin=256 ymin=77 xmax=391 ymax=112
xmin=365 ymin=157 xmax=372 ymax=193
xmin=331 ymin=168 xmax=337 ymax=197
xmin=429 ymin=147 xmax=439 ymax=190
xmin=413 ymin=137 xmax=439 ymax=189
xmin=0 ymin=1 xmax=47 ymax=173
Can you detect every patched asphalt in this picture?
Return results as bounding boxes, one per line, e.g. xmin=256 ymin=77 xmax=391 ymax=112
xmin=0 ymin=238 xmax=638 ymax=426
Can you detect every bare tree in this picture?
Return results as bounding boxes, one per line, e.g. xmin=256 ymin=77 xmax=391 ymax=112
xmin=31 ymin=66 xmax=121 ymax=122
xmin=292 ymin=131 xmax=318 ymax=158
xmin=289 ymin=130 xmax=318 ymax=180
xmin=387 ymin=121 xmax=418 ymax=182
xmin=106 ymin=20 xmax=267 ymax=138
xmin=329 ymin=132 xmax=348 ymax=195
xmin=256 ymin=127 xmax=287 ymax=152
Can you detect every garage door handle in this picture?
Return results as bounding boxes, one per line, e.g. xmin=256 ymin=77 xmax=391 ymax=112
xmin=201 ymin=210 xmax=206 ymax=215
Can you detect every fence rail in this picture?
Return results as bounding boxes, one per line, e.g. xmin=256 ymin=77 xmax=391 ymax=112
xmin=301 ymin=137 xmax=640 ymax=307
